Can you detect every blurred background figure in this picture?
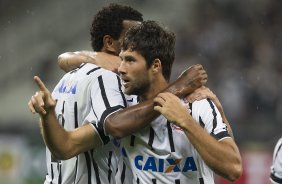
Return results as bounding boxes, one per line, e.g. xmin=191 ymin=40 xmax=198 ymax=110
xmin=0 ymin=0 xmax=281 ymax=183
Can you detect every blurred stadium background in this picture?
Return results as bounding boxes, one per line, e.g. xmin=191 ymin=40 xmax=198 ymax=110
xmin=0 ymin=0 xmax=281 ymax=183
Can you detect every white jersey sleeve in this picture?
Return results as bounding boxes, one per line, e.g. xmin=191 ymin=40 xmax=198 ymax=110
xmin=190 ymin=98 xmax=231 ymax=141
xmin=84 ymin=69 xmax=127 ymax=144
xmin=270 ymin=138 xmax=282 ymax=184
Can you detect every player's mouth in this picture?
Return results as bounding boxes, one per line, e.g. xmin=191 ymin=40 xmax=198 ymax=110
xmin=121 ymin=78 xmax=130 ymax=88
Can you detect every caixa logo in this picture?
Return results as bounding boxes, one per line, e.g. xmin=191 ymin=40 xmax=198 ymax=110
xmin=57 ymin=80 xmax=77 ymax=94
xmin=134 ymin=155 xmax=197 ymax=173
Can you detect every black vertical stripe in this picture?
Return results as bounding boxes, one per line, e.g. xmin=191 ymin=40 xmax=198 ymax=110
xmin=73 ymin=156 xmax=78 ymax=184
xmin=130 ymin=135 xmax=135 ymax=147
xmin=107 ymin=151 xmax=113 ymax=183
xmin=137 ymin=177 xmax=140 ymax=184
xmin=199 ymin=177 xmax=204 ymax=184
xmin=84 ymin=152 xmax=92 ymax=184
xmin=274 ymin=142 xmax=282 ymax=160
xmin=121 ymin=162 xmax=126 ymax=184
xmin=90 ymin=96 xmax=98 ymax=119
xmin=58 ymin=163 xmax=62 ymax=184
xmin=50 ymin=164 xmax=54 ymax=184
xmin=199 ymin=116 xmax=205 ymax=128
xmin=148 ymin=127 xmax=155 ymax=150
xmin=92 ymin=123 xmax=110 ymax=145
xmin=207 ymin=99 xmax=217 ymax=135
xmin=152 ymin=178 xmax=157 ymax=184
xmin=167 ymin=121 xmax=175 ymax=152
xmin=189 ymin=102 xmax=192 ymax=115
xmin=61 ymin=101 xmax=65 ymax=113
xmin=90 ymin=150 xmax=101 ymax=184
xmin=116 ymin=76 xmax=127 ymax=107
xmin=98 ymin=75 xmax=110 ymax=108
xmin=74 ymin=102 xmax=78 ymax=128
xmin=175 ymin=179 xmax=180 ymax=184
xmin=61 ymin=101 xmax=65 ymax=127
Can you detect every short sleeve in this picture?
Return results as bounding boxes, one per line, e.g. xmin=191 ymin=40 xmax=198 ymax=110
xmin=190 ymin=98 xmax=230 ymax=141
xmin=85 ymin=71 xmax=126 ymax=144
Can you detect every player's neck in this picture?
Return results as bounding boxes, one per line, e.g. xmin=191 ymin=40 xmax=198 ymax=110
xmin=139 ymin=77 xmax=168 ymax=101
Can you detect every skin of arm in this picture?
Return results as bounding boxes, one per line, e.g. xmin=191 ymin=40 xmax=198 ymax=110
xmin=58 ymin=51 xmax=94 ymax=72
xmin=29 ymin=63 xmax=208 ymax=160
xmin=58 ymin=51 xmax=121 ymax=73
xmin=39 ymin=110 xmax=102 ymax=160
xmin=57 ymin=51 xmax=210 ymax=138
xmin=186 ymin=86 xmax=234 ymax=137
xmin=105 ymin=64 xmax=208 ymax=139
xmin=28 ymin=64 xmax=207 ymax=159
xmin=153 ymin=92 xmax=242 ymax=182
xmin=28 ymin=76 xmax=102 ymax=160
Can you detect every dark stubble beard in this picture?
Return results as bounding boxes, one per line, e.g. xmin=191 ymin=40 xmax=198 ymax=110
xmin=126 ymin=77 xmax=151 ymax=97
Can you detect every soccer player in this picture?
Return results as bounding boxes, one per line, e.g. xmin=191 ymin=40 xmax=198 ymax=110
xmin=28 ymin=9 xmax=208 ymax=184
xmin=269 ymin=137 xmax=282 ymax=184
xmin=28 ymin=4 xmax=144 ymax=184
xmin=48 ymin=20 xmax=241 ymax=183
xmin=114 ymin=20 xmax=241 ymax=183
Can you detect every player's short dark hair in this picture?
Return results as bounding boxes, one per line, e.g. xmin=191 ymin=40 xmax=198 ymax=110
xmin=122 ymin=20 xmax=175 ymax=81
xmin=90 ymin=3 xmax=143 ymax=51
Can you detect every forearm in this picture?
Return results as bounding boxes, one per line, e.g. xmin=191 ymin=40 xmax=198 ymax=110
xmin=58 ymin=52 xmax=93 ymax=72
xmin=105 ymin=100 xmax=158 ymax=139
xmin=181 ymin=120 xmax=242 ymax=181
xmin=105 ymin=80 xmax=197 ymax=139
xmin=105 ymin=64 xmax=207 ymax=139
xmin=40 ymin=110 xmax=74 ymax=159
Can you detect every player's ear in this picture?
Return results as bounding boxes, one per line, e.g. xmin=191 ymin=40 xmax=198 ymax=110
xmin=151 ymin=58 xmax=162 ymax=73
xmin=103 ymin=35 xmax=116 ymax=53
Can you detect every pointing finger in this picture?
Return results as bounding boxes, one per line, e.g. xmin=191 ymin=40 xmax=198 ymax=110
xmin=34 ymin=76 xmax=48 ymax=92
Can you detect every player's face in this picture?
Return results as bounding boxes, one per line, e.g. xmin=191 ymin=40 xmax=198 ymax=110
xmin=112 ymin=20 xmax=141 ymax=55
xmin=118 ymin=50 xmax=151 ymax=96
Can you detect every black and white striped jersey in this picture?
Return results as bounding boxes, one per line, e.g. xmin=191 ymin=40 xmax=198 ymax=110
xmin=270 ymin=137 xmax=282 ymax=184
xmin=45 ymin=63 xmax=126 ymax=184
xmin=121 ymin=98 xmax=231 ymax=184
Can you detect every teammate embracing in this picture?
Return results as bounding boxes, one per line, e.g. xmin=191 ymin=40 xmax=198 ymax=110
xmin=29 ymin=17 xmax=242 ymax=184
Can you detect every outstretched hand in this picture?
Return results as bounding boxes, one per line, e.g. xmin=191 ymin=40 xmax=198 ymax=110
xmin=28 ymin=76 xmax=56 ymax=116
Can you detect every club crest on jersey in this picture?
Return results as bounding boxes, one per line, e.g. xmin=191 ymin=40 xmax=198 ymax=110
xmin=57 ymin=80 xmax=77 ymax=94
xmin=134 ymin=155 xmax=197 ymax=173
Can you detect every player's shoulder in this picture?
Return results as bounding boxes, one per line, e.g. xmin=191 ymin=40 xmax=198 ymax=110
xmin=75 ymin=63 xmax=117 ymax=78
xmin=191 ymin=98 xmax=214 ymax=109
xmin=189 ymin=98 xmax=218 ymax=117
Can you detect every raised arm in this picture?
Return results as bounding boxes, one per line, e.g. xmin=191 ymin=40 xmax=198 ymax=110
xmin=28 ymin=64 xmax=207 ymax=159
xmin=153 ymin=92 xmax=242 ymax=182
xmin=105 ymin=64 xmax=208 ymax=139
xmin=28 ymin=76 xmax=102 ymax=160
xmin=58 ymin=51 xmax=121 ymax=73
